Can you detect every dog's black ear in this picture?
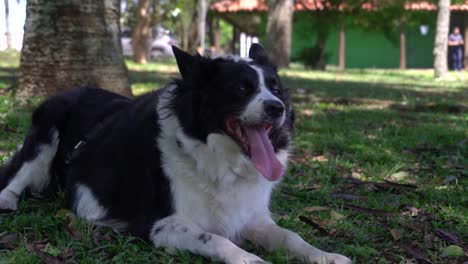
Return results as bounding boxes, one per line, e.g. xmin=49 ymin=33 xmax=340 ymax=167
xmin=248 ymin=43 xmax=272 ymax=66
xmin=172 ymin=46 xmax=202 ymax=81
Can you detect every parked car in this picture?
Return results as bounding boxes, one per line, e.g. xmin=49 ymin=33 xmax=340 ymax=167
xmin=121 ymin=27 xmax=178 ymax=59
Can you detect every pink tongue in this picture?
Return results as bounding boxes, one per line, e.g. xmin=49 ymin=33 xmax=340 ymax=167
xmin=244 ymin=127 xmax=284 ymax=181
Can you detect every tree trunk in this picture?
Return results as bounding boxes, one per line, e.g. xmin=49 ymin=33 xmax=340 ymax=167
xmin=208 ymin=16 xmax=220 ymax=57
xmin=310 ymin=20 xmax=330 ymax=70
xmin=18 ymin=0 xmax=131 ymax=98
xmin=265 ymin=0 xmax=293 ymax=67
xmin=433 ymin=0 xmax=451 ymax=78
xmin=132 ymin=0 xmax=151 ymax=64
xmin=399 ymin=23 xmax=406 ymax=69
xmin=4 ymin=0 xmax=11 ymax=49
xmin=338 ymin=22 xmax=345 ymax=70
xmin=198 ymin=0 xmax=208 ymax=55
xmin=232 ymin=26 xmax=240 ymax=55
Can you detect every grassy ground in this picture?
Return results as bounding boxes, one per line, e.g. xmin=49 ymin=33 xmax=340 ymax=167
xmin=0 ymin=51 xmax=467 ymax=263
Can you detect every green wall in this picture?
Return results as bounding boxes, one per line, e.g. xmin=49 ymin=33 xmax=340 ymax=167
xmin=261 ymin=12 xmax=437 ymax=68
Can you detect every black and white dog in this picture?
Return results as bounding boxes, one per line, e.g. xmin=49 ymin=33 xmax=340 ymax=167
xmin=0 ymin=45 xmax=351 ymax=264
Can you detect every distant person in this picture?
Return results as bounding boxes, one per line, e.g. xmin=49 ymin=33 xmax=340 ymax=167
xmin=448 ymin=27 xmax=464 ymax=71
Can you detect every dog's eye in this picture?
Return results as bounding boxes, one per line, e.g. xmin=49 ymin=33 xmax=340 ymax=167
xmin=266 ymin=78 xmax=280 ymax=95
xmin=271 ymin=87 xmax=281 ymax=95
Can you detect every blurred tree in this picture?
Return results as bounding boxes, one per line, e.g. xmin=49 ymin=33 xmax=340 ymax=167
xmin=2 ymin=0 xmax=21 ymax=50
xmin=132 ymin=0 xmax=151 ymax=63
xmin=198 ymin=0 xmax=208 ymax=54
xmin=3 ymin=0 xmax=11 ymax=49
xmin=434 ymin=0 xmax=450 ymax=78
xmin=17 ymin=0 xmax=131 ymax=98
xmin=265 ymin=0 xmax=294 ymax=67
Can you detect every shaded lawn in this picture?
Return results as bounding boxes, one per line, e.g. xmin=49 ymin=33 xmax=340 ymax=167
xmin=0 ymin=51 xmax=467 ymax=263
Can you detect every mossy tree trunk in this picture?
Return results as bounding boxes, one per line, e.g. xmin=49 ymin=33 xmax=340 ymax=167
xmin=132 ymin=0 xmax=151 ymax=64
xmin=265 ymin=0 xmax=293 ymax=67
xmin=433 ymin=0 xmax=451 ymax=78
xmin=17 ymin=0 xmax=132 ymax=98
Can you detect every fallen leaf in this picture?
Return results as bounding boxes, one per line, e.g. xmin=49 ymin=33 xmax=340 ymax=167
xmin=330 ymin=210 xmax=345 ymax=221
xmin=43 ymin=244 xmax=62 ymax=257
xmin=380 ymin=180 xmax=417 ymax=190
xmin=435 ymin=229 xmax=460 ymax=244
xmin=25 ymin=243 xmax=65 ymax=264
xmin=59 ymin=247 xmax=74 ymax=260
xmin=55 ymin=209 xmax=75 ymax=220
xmin=303 ymin=206 xmax=330 ymax=212
xmin=331 ymin=193 xmax=368 ymax=201
xmin=423 ymin=232 xmax=434 ymax=248
xmin=311 ymin=155 xmax=328 ymax=162
xmin=400 ymin=244 xmax=432 ymax=264
xmin=385 ymin=171 xmax=411 ymax=182
xmin=389 ymin=229 xmax=401 ymax=241
xmin=92 ymin=231 xmax=102 ymax=247
xmin=298 ymin=215 xmax=329 ymax=237
xmin=400 ymin=205 xmax=419 ymax=217
xmin=442 ymin=175 xmax=457 ymax=185
xmin=343 ymin=204 xmax=395 ymax=217
xmin=351 ymin=171 xmax=364 ymax=180
xmin=64 ymin=224 xmax=80 ymax=240
xmin=300 ymin=109 xmax=314 ymax=116
xmin=0 ymin=233 xmax=19 ymax=250
xmin=398 ymin=221 xmax=425 ymax=233
xmin=441 ymin=245 xmax=464 ymax=257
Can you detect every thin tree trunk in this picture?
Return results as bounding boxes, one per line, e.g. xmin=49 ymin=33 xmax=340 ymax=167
xmin=232 ymin=26 xmax=240 ymax=55
xmin=399 ymin=23 xmax=406 ymax=69
xmin=338 ymin=22 xmax=345 ymax=70
xmin=4 ymin=0 xmax=11 ymax=49
xmin=433 ymin=0 xmax=450 ymax=78
xmin=18 ymin=0 xmax=131 ymax=98
xmin=132 ymin=0 xmax=151 ymax=64
xmin=213 ymin=18 xmax=220 ymax=56
xmin=198 ymin=0 xmax=208 ymax=55
xmin=265 ymin=0 xmax=293 ymax=67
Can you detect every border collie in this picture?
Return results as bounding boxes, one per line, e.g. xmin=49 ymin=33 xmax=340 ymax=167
xmin=0 ymin=45 xmax=351 ymax=264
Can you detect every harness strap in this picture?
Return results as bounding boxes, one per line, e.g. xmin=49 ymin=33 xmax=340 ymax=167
xmin=64 ymin=118 xmax=113 ymax=165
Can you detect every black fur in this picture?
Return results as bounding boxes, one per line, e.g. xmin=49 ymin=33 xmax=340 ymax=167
xmin=0 ymin=45 xmax=294 ymax=242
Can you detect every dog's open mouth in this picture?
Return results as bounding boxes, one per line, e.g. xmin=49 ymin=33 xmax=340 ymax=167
xmin=225 ymin=118 xmax=284 ymax=181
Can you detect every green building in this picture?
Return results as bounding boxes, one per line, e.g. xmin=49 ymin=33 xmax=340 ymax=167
xmin=211 ymin=0 xmax=468 ymax=69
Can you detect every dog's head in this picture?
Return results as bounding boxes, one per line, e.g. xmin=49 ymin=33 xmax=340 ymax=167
xmin=171 ymin=44 xmax=294 ymax=181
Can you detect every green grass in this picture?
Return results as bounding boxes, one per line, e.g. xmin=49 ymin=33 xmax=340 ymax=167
xmin=0 ymin=51 xmax=467 ymax=263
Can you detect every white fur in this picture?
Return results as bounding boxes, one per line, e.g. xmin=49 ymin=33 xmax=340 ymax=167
xmin=0 ymin=129 xmax=59 ymax=210
xmin=240 ymin=65 xmax=285 ymax=126
xmin=152 ymin=87 xmax=352 ymax=263
xmin=73 ymin=184 xmax=127 ymax=231
xmin=74 ymin=184 xmax=108 ymax=221
xmin=151 ymin=216 xmax=266 ymax=264
xmin=157 ymin=86 xmax=277 ymax=243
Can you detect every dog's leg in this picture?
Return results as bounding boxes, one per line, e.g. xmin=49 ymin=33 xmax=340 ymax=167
xmin=243 ymin=217 xmax=352 ymax=264
xmin=0 ymin=127 xmax=59 ymax=212
xmin=151 ymin=216 xmax=270 ymax=264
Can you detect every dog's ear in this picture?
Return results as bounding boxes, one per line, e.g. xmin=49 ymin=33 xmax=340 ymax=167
xmin=249 ymin=43 xmax=274 ymax=68
xmin=172 ymin=46 xmax=214 ymax=84
xmin=172 ymin=46 xmax=205 ymax=81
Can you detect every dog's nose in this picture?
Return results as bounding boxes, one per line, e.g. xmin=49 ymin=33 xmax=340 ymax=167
xmin=264 ymin=100 xmax=285 ymax=118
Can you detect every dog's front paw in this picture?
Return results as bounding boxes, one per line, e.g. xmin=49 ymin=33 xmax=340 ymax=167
xmin=227 ymin=252 xmax=271 ymax=264
xmin=0 ymin=191 xmax=18 ymax=212
xmin=307 ymin=252 xmax=352 ymax=264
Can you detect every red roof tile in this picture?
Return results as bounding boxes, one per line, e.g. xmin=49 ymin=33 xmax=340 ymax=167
xmin=211 ymin=0 xmax=468 ymax=12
